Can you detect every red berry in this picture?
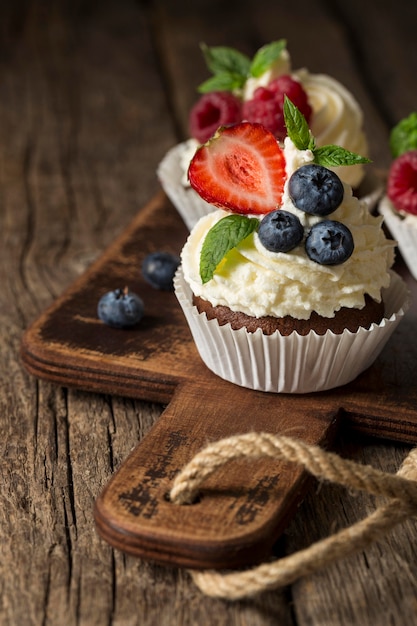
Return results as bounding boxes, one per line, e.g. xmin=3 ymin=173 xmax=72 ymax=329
xmin=242 ymin=96 xmax=284 ymax=140
xmin=188 ymin=121 xmax=286 ymax=215
xmin=189 ymin=91 xmax=241 ymax=144
xmin=387 ymin=150 xmax=417 ymax=215
xmin=242 ymin=75 xmax=312 ymax=141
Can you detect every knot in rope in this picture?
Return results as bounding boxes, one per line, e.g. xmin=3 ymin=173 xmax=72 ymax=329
xmin=168 ymin=432 xmax=417 ymax=600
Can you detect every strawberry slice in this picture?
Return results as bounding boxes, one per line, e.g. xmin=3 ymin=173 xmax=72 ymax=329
xmin=188 ymin=122 xmax=286 ymax=215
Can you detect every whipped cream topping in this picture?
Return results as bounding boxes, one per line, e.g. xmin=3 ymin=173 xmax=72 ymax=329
xmin=294 ymin=70 xmax=369 ymax=188
xmin=181 ymin=141 xmax=395 ymax=321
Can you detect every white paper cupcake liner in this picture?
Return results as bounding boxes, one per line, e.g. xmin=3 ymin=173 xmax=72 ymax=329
xmin=157 ymin=142 xmax=215 ymax=230
xmin=174 ymin=268 xmax=409 ymax=394
xmin=379 ymin=195 xmax=417 ymax=280
xmin=158 ymin=142 xmax=384 ymax=231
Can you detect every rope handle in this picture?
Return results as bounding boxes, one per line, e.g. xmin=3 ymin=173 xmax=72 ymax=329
xmin=168 ymin=432 xmax=417 ymax=600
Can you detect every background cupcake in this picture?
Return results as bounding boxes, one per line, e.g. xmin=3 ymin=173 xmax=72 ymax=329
xmin=378 ymin=112 xmax=417 ymax=280
xmin=158 ymin=40 xmax=379 ymax=231
xmin=175 ymin=105 xmax=407 ymax=393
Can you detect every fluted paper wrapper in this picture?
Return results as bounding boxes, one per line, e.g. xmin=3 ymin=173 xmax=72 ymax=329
xmin=379 ymin=195 xmax=417 ymax=280
xmin=158 ymin=142 xmax=384 ymax=231
xmin=175 ymin=269 xmax=408 ymax=394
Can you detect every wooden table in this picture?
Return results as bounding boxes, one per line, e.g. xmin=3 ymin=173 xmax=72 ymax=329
xmin=2 ymin=1 xmax=417 ymax=624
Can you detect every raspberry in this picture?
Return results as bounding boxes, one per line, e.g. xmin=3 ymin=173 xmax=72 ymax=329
xmin=241 ymin=94 xmax=284 ymax=139
xmin=387 ymin=150 xmax=417 ymax=215
xmin=189 ymin=91 xmax=241 ymax=144
xmin=242 ymin=75 xmax=312 ymax=141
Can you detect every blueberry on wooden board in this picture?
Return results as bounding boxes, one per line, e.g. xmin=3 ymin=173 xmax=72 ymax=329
xmin=97 ymin=288 xmax=144 ymax=328
xmin=142 ymin=251 xmax=180 ymax=291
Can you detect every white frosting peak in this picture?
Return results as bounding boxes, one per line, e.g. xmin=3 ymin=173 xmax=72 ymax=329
xmin=295 ymin=70 xmax=369 ymax=187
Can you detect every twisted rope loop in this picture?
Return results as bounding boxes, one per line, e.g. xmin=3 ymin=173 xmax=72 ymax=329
xmin=168 ymin=432 xmax=417 ymax=600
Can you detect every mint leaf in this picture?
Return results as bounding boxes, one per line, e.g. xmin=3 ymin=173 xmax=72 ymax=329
xmin=200 ymin=43 xmax=250 ymax=80
xmin=283 ymin=96 xmax=315 ymax=150
xmin=313 ymin=145 xmax=371 ymax=167
xmin=200 ymin=215 xmax=258 ymax=284
xmin=389 ymin=112 xmax=417 ymax=158
xmin=249 ymin=40 xmax=287 ymax=78
xmin=198 ymin=72 xmax=247 ymax=94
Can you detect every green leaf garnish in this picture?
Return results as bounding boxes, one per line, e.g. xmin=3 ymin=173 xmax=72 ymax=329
xmin=198 ymin=41 xmax=289 ymax=94
xmin=389 ymin=112 xmax=417 ymax=158
xmin=200 ymin=215 xmax=259 ymax=284
xmin=312 ymin=145 xmax=371 ymax=167
xmin=284 ymin=97 xmax=370 ymax=167
xmin=198 ymin=43 xmax=251 ymax=93
xmin=249 ymin=39 xmax=287 ymax=78
xmin=283 ymin=96 xmax=315 ymax=150
xmin=198 ymin=72 xmax=247 ymax=94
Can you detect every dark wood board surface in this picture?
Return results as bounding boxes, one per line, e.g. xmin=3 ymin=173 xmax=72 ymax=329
xmin=21 ymin=189 xmax=417 ymax=569
xmin=21 ymin=191 xmax=417 ymax=440
xmin=3 ymin=0 xmax=417 ymax=624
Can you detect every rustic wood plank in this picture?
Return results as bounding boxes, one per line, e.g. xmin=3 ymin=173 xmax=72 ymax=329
xmin=287 ymin=434 xmax=417 ymax=626
xmin=95 ymin=378 xmax=341 ymax=569
xmin=1 ymin=0 xmax=417 ymax=625
xmin=20 ymin=188 xmax=417 ymax=443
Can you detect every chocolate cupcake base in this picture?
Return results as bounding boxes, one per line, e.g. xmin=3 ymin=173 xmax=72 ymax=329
xmin=175 ymin=268 xmax=408 ymax=393
xmin=193 ymin=295 xmax=385 ymax=336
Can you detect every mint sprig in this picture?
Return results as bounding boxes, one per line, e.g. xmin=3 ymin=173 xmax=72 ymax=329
xmin=283 ymin=96 xmax=315 ymax=150
xmin=313 ymin=145 xmax=370 ymax=167
xmin=198 ymin=72 xmax=248 ymax=94
xmin=198 ymin=40 xmax=288 ymax=94
xmin=200 ymin=215 xmax=258 ymax=284
xmin=389 ymin=112 xmax=417 ymax=158
xmin=249 ymin=40 xmax=287 ymax=78
xmin=198 ymin=44 xmax=251 ymax=93
xmin=283 ymin=96 xmax=370 ymax=166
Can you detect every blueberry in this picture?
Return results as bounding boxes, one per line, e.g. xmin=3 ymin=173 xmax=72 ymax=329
xmin=289 ymin=164 xmax=344 ymax=216
xmin=258 ymin=209 xmax=304 ymax=252
xmin=98 ymin=287 xmax=144 ymax=328
xmin=142 ymin=251 xmax=180 ymax=291
xmin=305 ymin=220 xmax=354 ymax=265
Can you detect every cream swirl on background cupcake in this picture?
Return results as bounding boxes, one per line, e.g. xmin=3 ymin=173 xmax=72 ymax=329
xmin=292 ymin=71 xmax=368 ymax=188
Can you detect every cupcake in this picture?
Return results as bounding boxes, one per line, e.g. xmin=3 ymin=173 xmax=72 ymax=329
xmin=174 ymin=102 xmax=408 ymax=393
xmin=158 ymin=40 xmax=379 ymax=230
xmin=378 ymin=112 xmax=417 ymax=280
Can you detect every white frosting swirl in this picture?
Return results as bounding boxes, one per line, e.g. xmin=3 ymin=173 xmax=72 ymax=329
xmin=181 ymin=141 xmax=394 ymax=320
xmin=294 ymin=70 xmax=369 ymax=188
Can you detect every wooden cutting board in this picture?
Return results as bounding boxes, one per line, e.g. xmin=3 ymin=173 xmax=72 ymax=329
xmin=20 ymin=192 xmax=417 ymax=569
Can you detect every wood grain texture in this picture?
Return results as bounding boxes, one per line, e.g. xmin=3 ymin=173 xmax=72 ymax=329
xmin=2 ymin=0 xmax=417 ymax=624
xmin=94 ymin=378 xmax=341 ymax=569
